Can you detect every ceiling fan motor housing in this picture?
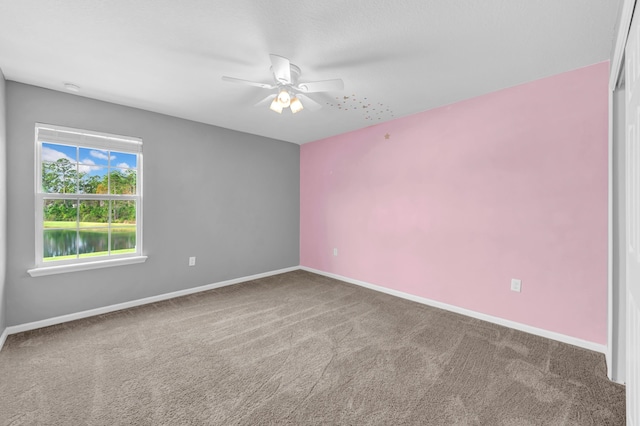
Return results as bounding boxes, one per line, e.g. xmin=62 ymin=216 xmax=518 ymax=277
xmin=272 ymin=63 xmax=301 ymax=87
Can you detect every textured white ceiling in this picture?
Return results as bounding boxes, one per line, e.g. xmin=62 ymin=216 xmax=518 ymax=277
xmin=0 ymin=0 xmax=622 ymax=144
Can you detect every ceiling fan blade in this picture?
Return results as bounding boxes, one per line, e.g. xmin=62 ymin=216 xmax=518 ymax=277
xmin=296 ymin=94 xmax=322 ymax=112
xmin=254 ymin=94 xmax=276 ymax=107
xmin=296 ymin=79 xmax=344 ymax=93
xmin=269 ymin=54 xmax=291 ymax=84
xmin=221 ymin=76 xmax=275 ymax=89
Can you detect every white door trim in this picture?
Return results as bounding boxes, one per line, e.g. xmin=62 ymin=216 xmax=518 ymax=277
xmin=608 ymin=0 xmax=636 ymax=382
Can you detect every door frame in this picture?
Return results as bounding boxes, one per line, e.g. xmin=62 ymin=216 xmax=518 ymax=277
xmin=608 ymin=0 xmax=635 ymax=383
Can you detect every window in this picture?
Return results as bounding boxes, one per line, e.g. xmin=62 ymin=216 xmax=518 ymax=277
xmin=29 ymin=124 xmax=145 ymax=276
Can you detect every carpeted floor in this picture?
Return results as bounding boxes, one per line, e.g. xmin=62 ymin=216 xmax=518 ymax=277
xmin=0 ymin=270 xmax=626 ymax=425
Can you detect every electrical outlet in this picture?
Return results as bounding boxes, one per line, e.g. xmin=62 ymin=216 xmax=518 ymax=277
xmin=511 ymin=279 xmax=522 ymax=292
xmin=189 ymin=256 xmax=196 ymax=266
xmin=333 ymin=248 xmax=338 ymax=256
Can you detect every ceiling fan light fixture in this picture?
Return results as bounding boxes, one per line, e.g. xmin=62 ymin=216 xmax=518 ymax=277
xmin=222 ymin=54 xmax=343 ymax=115
xmin=277 ymin=89 xmax=291 ymax=107
xmin=269 ymin=98 xmax=283 ymax=113
xmin=290 ymin=97 xmax=303 ymax=114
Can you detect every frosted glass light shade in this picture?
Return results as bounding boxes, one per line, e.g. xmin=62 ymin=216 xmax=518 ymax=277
xmin=277 ymin=90 xmax=291 ymax=108
xmin=290 ymin=97 xmax=303 ymax=114
xmin=269 ymin=98 xmax=283 ymax=113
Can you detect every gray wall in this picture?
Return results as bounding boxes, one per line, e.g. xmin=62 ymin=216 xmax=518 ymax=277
xmin=6 ymin=82 xmax=300 ymax=326
xmin=612 ymin=85 xmax=626 ymax=383
xmin=0 ymin=70 xmax=6 ymax=334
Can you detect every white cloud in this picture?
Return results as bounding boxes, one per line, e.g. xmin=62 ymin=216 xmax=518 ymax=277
xmin=78 ymin=159 xmax=96 ymax=174
xmin=116 ymin=162 xmax=131 ymax=169
xmin=42 ymin=146 xmax=73 ymax=163
xmin=90 ymin=150 xmax=114 ymax=161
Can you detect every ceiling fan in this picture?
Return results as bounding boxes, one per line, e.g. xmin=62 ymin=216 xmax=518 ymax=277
xmin=222 ymin=54 xmax=344 ymax=114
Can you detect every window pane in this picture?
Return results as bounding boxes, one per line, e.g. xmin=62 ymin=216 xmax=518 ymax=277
xmin=111 ymin=200 xmax=135 ymax=224
xmin=79 ymin=200 xmax=109 ymax=226
xmin=79 ymin=167 xmax=108 ymax=194
xmin=43 ymin=200 xmax=78 ymax=261
xmin=44 ymin=229 xmax=79 ymax=261
xmin=110 ymin=169 xmax=136 ymax=195
xmin=111 ymin=200 xmax=136 ymax=254
xmin=41 ymin=161 xmax=79 ymax=194
xmin=43 ymin=199 xmax=77 ymax=224
xmin=78 ymin=200 xmax=109 ymax=257
xmin=111 ymin=151 xmax=137 ymax=169
xmin=78 ymin=228 xmax=109 ymax=257
xmin=41 ymin=143 xmax=79 ymax=194
xmin=79 ymin=147 xmax=110 ymax=167
xmin=42 ymin=142 xmax=77 ymax=162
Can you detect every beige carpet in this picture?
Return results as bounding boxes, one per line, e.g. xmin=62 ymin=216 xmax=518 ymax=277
xmin=0 ymin=270 xmax=625 ymax=425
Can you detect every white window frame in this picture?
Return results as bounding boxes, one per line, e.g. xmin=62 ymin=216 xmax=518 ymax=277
xmin=28 ymin=123 xmax=147 ymax=277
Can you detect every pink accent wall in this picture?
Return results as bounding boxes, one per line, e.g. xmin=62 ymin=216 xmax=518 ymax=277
xmin=300 ymin=62 xmax=609 ymax=344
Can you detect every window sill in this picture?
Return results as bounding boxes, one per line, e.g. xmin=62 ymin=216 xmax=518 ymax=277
xmin=27 ymin=256 xmax=148 ymax=277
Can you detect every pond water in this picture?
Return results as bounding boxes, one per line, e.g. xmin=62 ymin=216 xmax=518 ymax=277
xmin=44 ymin=229 xmax=136 ymax=259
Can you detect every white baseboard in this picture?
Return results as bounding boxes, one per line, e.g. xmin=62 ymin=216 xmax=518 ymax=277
xmin=300 ymin=266 xmax=608 ymax=356
xmin=0 ymin=327 xmax=8 ymax=352
xmin=3 ymin=266 xmax=299 ymax=339
xmin=2 ymin=265 xmax=609 ymax=361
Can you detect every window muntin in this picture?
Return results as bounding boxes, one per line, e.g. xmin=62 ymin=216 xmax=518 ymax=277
xmin=35 ymin=124 xmax=142 ymax=267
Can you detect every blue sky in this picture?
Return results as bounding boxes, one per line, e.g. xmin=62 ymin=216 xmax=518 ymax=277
xmin=42 ymin=143 xmax=137 ymax=177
